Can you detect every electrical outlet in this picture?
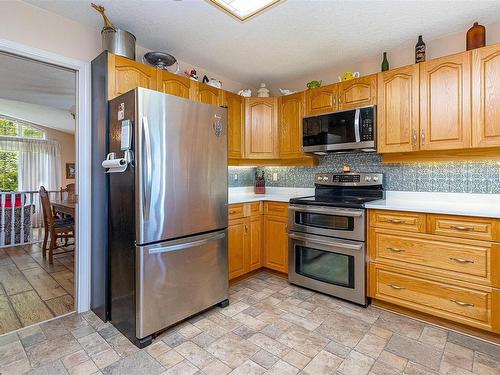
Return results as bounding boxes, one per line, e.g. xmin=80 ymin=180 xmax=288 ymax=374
xmin=233 ymin=173 xmax=238 ymax=181
xmin=272 ymin=172 xmax=278 ymax=181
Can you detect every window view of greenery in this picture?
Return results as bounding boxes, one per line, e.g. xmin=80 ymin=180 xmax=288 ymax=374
xmin=0 ymin=117 xmax=45 ymax=191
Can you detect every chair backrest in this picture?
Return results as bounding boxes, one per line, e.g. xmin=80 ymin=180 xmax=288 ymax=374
xmin=39 ymin=186 xmax=54 ymax=228
xmin=60 ymin=183 xmax=76 ymax=200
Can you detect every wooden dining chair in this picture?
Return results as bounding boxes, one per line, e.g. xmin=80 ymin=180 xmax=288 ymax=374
xmin=60 ymin=183 xmax=76 ymax=201
xmin=39 ymin=186 xmax=75 ymax=263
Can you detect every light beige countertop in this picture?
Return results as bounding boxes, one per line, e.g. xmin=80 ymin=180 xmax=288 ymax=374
xmin=365 ymin=191 xmax=500 ymax=218
xmin=228 ymin=187 xmax=314 ymax=204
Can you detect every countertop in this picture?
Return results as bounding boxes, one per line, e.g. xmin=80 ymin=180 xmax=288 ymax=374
xmin=365 ymin=191 xmax=500 ymax=219
xmin=228 ymin=187 xmax=314 ymax=204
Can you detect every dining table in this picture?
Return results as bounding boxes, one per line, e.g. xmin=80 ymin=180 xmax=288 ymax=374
xmin=52 ymin=199 xmax=76 ymax=217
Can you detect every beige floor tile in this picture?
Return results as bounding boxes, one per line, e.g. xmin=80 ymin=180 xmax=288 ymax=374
xmin=355 ymin=333 xmax=389 ymax=358
xmin=45 ymin=294 xmax=74 ymax=316
xmin=26 ymin=333 xmax=82 ymax=368
xmin=163 ymin=359 xmax=198 ymax=375
xmin=50 ymin=269 xmax=74 ymax=297
xmin=472 ymin=351 xmax=500 ymax=375
xmin=145 ymin=341 xmax=171 ymax=358
xmin=0 ymin=294 xmax=21 ymax=334
xmin=248 ymin=332 xmax=290 ymax=357
xmin=302 ymin=350 xmax=342 ymax=375
xmin=206 ymin=332 xmax=260 ymax=368
xmin=62 ymin=349 xmax=90 ymax=369
xmin=174 ymin=341 xmax=214 ymax=368
xmin=419 ymin=326 xmax=448 ymax=349
xmin=338 ymin=350 xmax=375 ymax=375
xmin=10 ymin=290 xmax=54 ymax=327
xmin=201 ymin=358 xmax=232 ymax=375
xmin=91 ymin=348 xmax=120 ymax=369
xmin=441 ymin=342 xmax=473 ymax=371
xmin=156 ymin=349 xmax=184 ymax=368
xmin=6 ymin=248 xmax=39 ymax=271
xmin=0 ymin=263 xmax=32 ymax=295
xmin=22 ymin=267 xmax=67 ymax=301
xmin=78 ymin=332 xmax=111 ymax=357
xmin=266 ymin=359 xmax=299 ymax=375
xmin=230 ymin=359 xmax=266 ymax=375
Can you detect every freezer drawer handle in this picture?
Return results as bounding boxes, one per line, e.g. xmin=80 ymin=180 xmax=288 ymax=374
xmin=142 ymin=116 xmax=152 ymax=221
xmin=148 ymin=232 xmax=226 ymax=255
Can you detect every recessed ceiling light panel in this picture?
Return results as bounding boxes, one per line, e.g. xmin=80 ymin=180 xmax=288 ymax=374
xmin=208 ymin=0 xmax=281 ymax=21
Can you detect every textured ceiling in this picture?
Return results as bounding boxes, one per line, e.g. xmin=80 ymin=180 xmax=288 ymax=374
xmin=0 ymin=52 xmax=76 ymax=112
xmin=25 ymin=0 xmax=500 ymax=87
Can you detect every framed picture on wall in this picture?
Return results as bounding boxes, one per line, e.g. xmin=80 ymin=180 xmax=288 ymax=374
xmin=66 ymin=163 xmax=76 ymax=179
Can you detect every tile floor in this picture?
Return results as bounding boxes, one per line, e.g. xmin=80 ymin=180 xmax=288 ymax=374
xmin=0 ymin=243 xmax=75 ymax=334
xmin=0 ymin=272 xmax=499 ymax=375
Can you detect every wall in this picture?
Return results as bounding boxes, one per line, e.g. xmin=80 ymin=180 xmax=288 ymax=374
xmin=41 ymin=126 xmax=75 ymax=187
xmin=1 ymin=1 xmax=251 ymax=93
xmin=270 ymin=21 xmax=500 ymax=93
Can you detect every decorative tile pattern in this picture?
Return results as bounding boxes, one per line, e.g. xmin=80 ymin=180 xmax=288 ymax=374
xmin=228 ymin=167 xmax=257 ymax=187
xmin=227 ymin=153 xmax=500 ymax=193
xmin=2 ymin=272 xmax=500 ymax=374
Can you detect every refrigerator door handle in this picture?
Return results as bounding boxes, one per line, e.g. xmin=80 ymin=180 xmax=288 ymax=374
xmin=142 ymin=116 xmax=153 ymax=221
xmin=147 ymin=231 xmax=226 ymax=255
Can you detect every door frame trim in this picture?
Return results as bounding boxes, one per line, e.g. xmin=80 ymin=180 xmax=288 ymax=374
xmin=0 ymin=38 xmax=92 ymax=312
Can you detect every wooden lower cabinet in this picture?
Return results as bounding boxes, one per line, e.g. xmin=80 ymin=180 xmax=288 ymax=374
xmin=368 ymin=209 xmax=500 ymax=335
xmin=228 ymin=201 xmax=288 ymax=279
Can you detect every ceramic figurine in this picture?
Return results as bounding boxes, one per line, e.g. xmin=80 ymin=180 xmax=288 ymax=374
xmin=238 ymin=89 xmax=252 ymax=97
xmin=306 ymin=80 xmax=322 ymax=89
xmin=279 ymin=88 xmax=297 ymax=96
xmin=257 ymin=83 xmax=270 ymax=97
xmin=184 ymin=69 xmax=198 ymax=81
xmin=338 ymin=71 xmax=360 ymax=82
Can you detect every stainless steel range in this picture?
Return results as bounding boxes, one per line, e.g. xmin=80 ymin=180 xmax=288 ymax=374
xmin=288 ymin=172 xmax=384 ymax=306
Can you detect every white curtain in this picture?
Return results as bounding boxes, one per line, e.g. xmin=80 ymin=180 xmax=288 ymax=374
xmin=0 ymin=136 xmax=61 ymax=226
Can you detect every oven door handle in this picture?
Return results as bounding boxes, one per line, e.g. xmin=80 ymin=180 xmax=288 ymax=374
xmin=289 ymin=204 xmax=364 ymax=217
xmin=288 ymin=232 xmax=364 ymax=251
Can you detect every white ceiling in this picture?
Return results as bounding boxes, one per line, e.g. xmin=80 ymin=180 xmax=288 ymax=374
xmin=25 ymin=0 xmax=500 ymax=87
xmin=0 ymin=52 xmax=76 ymax=112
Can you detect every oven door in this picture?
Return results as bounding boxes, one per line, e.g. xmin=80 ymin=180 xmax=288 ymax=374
xmin=289 ymin=204 xmax=365 ymax=241
xmin=288 ymin=232 xmax=366 ymax=305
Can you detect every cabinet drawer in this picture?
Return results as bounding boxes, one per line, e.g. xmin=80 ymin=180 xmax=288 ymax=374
xmin=249 ymin=202 xmax=263 ymax=216
xmin=369 ymin=210 xmax=426 ymax=233
xmin=428 ymin=214 xmax=499 ymax=242
xmin=370 ymin=264 xmax=496 ymax=331
xmin=264 ymin=202 xmax=288 ymax=217
xmin=228 ymin=204 xmax=245 ymax=220
xmin=371 ymin=230 xmax=497 ymax=286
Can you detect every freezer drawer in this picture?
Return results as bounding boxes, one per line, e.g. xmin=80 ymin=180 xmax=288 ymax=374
xmin=136 ymin=230 xmax=228 ymax=338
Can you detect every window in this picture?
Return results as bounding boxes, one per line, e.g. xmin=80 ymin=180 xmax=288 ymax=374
xmin=0 ymin=116 xmax=47 ymax=191
xmin=0 ymin=117 xmax=45 ymax=139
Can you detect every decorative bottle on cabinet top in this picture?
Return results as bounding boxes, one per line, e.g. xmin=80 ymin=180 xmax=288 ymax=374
xmin=415 ymin=35 xmax=426 ymax=63
xmin=466 ymin=22 xmax=486 ymax=50
xmin=381 ymin=52 xmax=389 ymax=72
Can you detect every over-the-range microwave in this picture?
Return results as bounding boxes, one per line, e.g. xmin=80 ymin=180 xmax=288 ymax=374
xmin=302 ymin=105 xmax=376 ymax=153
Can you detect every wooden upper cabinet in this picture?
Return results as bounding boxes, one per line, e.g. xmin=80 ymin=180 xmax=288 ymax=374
xmin=191 ymin=82 xmax=222 ymax=106
xmin=305 ymin=84 xmax=338 ymax=116
xmin=245 ymin=97 xmax=279 ymax=159
xmin=158 ymin=70 xmax=191 ymax=99
xmin=223 ymin=91 xmax=245 ymax=159
xmin=377 ymin=65 xmax=420 ymax=153
xmin=472 ymin=44 xmax=500 ymax=148
xmin=108 ymin=54 xmax=158 ymax=100
xmin=338 ymin=74 xmax=377 ymax=110
xmin=279 ymin=92 xmax=305 ymax=158
xmin=420 ymin=52 xmax=471 ymax=151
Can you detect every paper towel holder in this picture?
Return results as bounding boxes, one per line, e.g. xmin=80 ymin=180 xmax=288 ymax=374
xmin=102 ymin=151 xmax=132 ymax=173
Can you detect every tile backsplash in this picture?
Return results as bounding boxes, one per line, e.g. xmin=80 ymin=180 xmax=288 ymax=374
xmin=229 ymin=153 xmax=500 ymax=194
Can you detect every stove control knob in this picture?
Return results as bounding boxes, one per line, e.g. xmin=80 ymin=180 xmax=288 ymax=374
xmin=323 ymin=176 xmax=329 ymax=181
xmin=373 ymin=176 xmax=379 ymax=182
xmin=317 ymin=176 xmax=323 ymax=181
xmin=365 ymin=176 xmax=372 ymax=182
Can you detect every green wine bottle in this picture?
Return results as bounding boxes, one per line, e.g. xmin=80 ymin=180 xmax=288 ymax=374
xmin=381 ymin=52 xmax=389 ymax=72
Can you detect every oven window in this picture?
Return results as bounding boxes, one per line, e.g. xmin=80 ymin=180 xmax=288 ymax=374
xmin=295 ymin=212 xmax=354 ymax=231
xmin=295 ymin=246 xmax=354 ymax=288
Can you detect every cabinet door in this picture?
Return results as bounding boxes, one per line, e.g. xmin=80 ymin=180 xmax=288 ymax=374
xmin=245 ymin=98 xmax=279 ymax=159
xmin=279 ymin=92 xmax=305 ymax=158
xmin=108 ymin=54 xmax=158 ymax=100
xmin=264 ymin=215 xmax=288 ymax=273
xmin=228 ymin=218 xmax=247 ymax=280
xmin=472 ymin=45 xmax=500 ymax=148
xmin=158 ymin=70 xmax=190 ymax=99
xmin=192 ymin=82 xmax=222 ymax=106
xmin=420 ymin=53 xmax=471 ymax=150
xmin=249 ymin=215 xmax=263 ymax=271
xmin=338 ymin=74 xmax=377 ymax=110
xmin=223 ymin=91 xmax=245 ymax=159
xmin=377 ymin=65 xmax=420 ymax=153
xmin=304 ymin=84 xmax=337 ymax=116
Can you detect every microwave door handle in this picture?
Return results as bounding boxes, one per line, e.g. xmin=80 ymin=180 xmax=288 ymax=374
xmin=354 ymin=108 xmax=361 ymax=143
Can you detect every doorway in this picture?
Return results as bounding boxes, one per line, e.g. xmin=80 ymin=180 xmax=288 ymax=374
xmin=0 ymin=40 xmax=91 ymax=335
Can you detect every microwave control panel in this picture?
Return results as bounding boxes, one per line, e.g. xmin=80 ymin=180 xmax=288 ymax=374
xmin=360 ymin=108 xmax=374 ymax=141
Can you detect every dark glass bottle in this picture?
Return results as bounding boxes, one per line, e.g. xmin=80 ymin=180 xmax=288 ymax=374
xmin=415 ymin=35 xmax=426 ymax=63
xmin=466 ymin=22 xmax=486 ymax=50
xmin=381 ymin=52 xmax=389 ymax=71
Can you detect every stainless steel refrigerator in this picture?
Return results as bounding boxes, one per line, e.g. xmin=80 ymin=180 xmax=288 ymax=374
xmin=107 ymin=88 xmax=228 ymax=348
